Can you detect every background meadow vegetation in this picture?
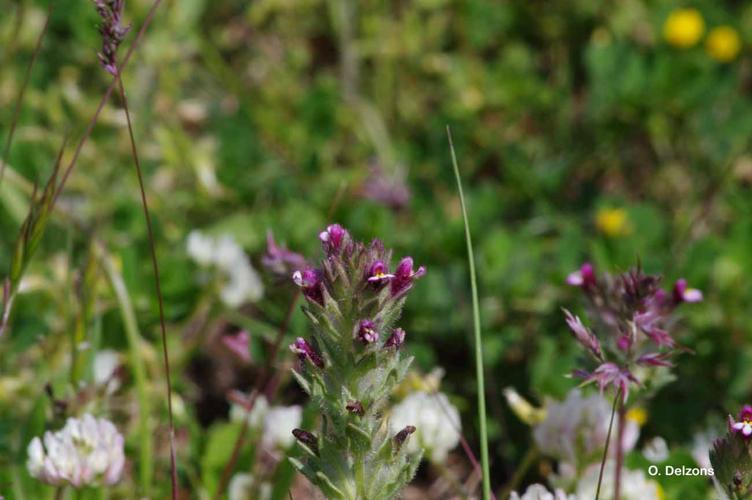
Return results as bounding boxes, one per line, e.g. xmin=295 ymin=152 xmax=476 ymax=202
xmin=1 ymin=0 xmax=752 ymax=498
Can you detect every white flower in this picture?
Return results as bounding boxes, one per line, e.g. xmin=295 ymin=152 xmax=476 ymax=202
xmin=262 ymin=405 xmax=302 ymax=450
xmin=511 ymin=484 xmax=575 ymax=500
xmin=642 ymin=436 xmax=669 ymax=463
xmin=228 ymin=473 xmax=271 ymax=500
xmin=576 ymin=461 xmax=661 ymax=500
xmin=229 ymin=395 xmax=269 ymax=430
xmin=534 ymin=389 xmax=639 ymax=466
xmin=93 ymin=349 xmax=121 ymax=393
xmin=186 ymin=231 xmax=264 ymax=307
xmin=186 ymin=230 xmax=215 ymax=265
xmin=27 ymin=414 xmax=125 ymax=487
xmin=229 ymin=397 xmax=301 ymax=451
xmin=388 ymin=391 xmax=461 ymax=462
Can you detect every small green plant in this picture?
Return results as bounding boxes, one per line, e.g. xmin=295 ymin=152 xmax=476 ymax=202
xmin=288 ymin=224 xmax=425 ymax=499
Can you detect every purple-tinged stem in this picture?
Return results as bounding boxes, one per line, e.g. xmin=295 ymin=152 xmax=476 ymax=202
xmin=0 ymin=2 xmax=54 ymax=185
xmin=614 ymin=402 xmax=626 ymax=500
xmin=52 ymin=0 xmax=164 ymax=207
xmin=595 ymin=387 xmax=621 ymax=500
xmin=116 ymin=75 xmax=178 ymax=499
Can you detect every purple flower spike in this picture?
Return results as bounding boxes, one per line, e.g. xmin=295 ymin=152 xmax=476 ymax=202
xmin=563 ymin=310 xmax=603 ymax=360
xmin=731 ymin=405 xmax=752 ymax=438
xmin=293 ymin=268 xmax=324 ymax=305
xmin=566 ymin=262 xmax=596 ymax=289
xmin=390 ymin=257 xmax=426 ymax=297
xmin=673 ymin=279 xmax=703 ymax=304
xmin=289 ymin=337 xmax=324 ymax=368
xmin=93 ymin=0 xmax=131 ymax=76
xmin=367 ymin=260 xmax=395 ymax=285
xmin=319 ymin=224 xmax=348 ymax=254
xmin=384 ymin=328 xmax=406 ymax=349
xmin=262 ymin=231 xmax=306 ymax=275
xmin=356 ymin=320 xmax=379 ymax=344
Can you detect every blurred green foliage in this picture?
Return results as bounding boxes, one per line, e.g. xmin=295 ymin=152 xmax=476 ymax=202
xmin=2 ymin=0 xmax=752 ymax=497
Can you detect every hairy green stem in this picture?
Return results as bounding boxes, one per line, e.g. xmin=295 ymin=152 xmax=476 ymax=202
xmin=447 ymin=126 xmax=491 ymax=499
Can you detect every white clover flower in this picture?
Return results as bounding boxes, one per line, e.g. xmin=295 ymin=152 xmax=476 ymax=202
xmin=388 ymin=391 xmax=461 ymax=462
xmin=27 ymin=414 xmax=125 ymax=487
xmin=511 ymin=484 xmax=575 ymax=500
xmin=186 ymin=230 xmax=215 ymax=265
xmin=228 ymin=472 xmax=272 ymax=500
xmin=534 ymin=389 xmax=639 ymax=466
xmin=230 ymin=397 xmax=301 ymax=451
xmin=642 ymin=436 xmax=669 ymax=463
xmin=230 ymin=395 xmax=270 ymax=431
xmin=93 ymin=349 xmax=121 ymax=394
xmin=262 ymin=405 xmax=302 ymax=450
xmin=576 ymin=461 xmax=661 ymax=500
xmin=186 ymin=231 xmax=264 ymax=307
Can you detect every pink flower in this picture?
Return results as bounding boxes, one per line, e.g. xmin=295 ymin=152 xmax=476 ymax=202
xmin=673 ymin=279 xmax=703 ymax=304
xmin=563 ymin=310 xmax=603 ymax=360
xmin=390 ymin=257 xmax=426 ymax=298
xmin=292 ymin=268 xmax=325 ymax=305
xmin=566 ymin=262 xmax=596 ymax=289
xmin=731 ymin=405 xmax=752 ymax=438
xmin=222 ymin=331 xmax=251 ymax=363
xmin=356 ymin=320 xmax=379 ymax=344
xmin=319 ymin=224 xmax=348 ymax=254
xmin=289 ymin=337 xmax=324 ymax=368
xmin=367 ymin=260 xmax=394 ymax=284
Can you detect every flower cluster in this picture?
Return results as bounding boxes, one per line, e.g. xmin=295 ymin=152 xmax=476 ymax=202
xmin=27 ymin=414 xmax=125 ymax=487
xmin=93 ymin=0 xmax=131 ymax=75
xmin=186 ymin=230 xmax=264 ymax=307
xmin=288 ymin=224 xmax=426 ymax=498
xmin=565 ymin=263 xmax=702 ymax=403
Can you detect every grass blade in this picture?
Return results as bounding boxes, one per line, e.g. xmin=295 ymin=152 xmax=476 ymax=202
xmin=447 ymin=126 xmax=491 ymax=499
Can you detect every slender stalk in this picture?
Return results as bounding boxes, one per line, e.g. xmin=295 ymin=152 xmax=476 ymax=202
xmin=0 ymin=2 xmax=54 ymax=185
xmin=117 ymin=76 xmax=178 ymax=498
xmin=614 ymin=401 xmax=626 ymax=500
xmin=595 ymin=388 xmax=622 ymax=500
xmin=52 ymin=0 xmax=165 ymax=207
xmin=447 ymin=126 xmax=491 ymax=500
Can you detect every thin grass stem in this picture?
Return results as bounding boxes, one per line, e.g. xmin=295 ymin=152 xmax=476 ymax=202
xmin=447 ymin=126 xmax=491 ymax=500
xmin=117 ymin=76 xmax=178 ymax=498
xmin=0 ymin=2 xmax=54 ymax=185
xmin=595 ymin=387 xmax=622 ymax=500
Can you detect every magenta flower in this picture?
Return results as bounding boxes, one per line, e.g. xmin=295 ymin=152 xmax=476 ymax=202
xmin=356 ymin=320 xmax=379 ymax=344
xmin=367 ymin=260 xmax=394 ymax=284
xmin=564 ymin=310 xmax=603 ymax=360
xmin=566 ymin=262 xmax=596 ymax=289
xmin=583 ymin=363 xmax=638 ymax=403
xmin=289 ymin=337 xmax=324 ymax=368
xmin=262 ymin=231 xmax=306 ymax=275
xmin=390 ymin=257 xmax=426 ymax=298
xmin=673 ymin=279 xmax=703 ymax=304
xmin=222 ymin=331 xmax=251 ymax=363
xmin=293 ymin=268 xmax=324 ymax=305
xmin=384 ymin=328 xmax=406 ymax=349
xmin=731 ymin=405 xmax=752 ymax=438
xmin=319 ymin=224 xmax=348 ymax=254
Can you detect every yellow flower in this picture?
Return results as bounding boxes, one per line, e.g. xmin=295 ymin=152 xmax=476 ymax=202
xmin=626 ymin=406 xmax=648 ymax=426
xmin=503 ymin=388 xmax=547 ymax=425
xmin=706 ymin=26 xmax=742 ymax=62
xmin=663 ymin=8 xmax=705 ymax=48
xmin=595 ymin=207 xmax=631 ymax=237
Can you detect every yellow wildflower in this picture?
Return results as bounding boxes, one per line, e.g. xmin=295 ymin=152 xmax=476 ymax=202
xmin=503 ymin=388 xmax=547 ymax=425
xmin=663 ymin=8 xmax=705 ymax=48
xmin=706 ymin=26 xmax=742 ymax=62
xmin=595 ymin=207 xmax=631 ymax=237
xmin=627 ymin=406 xmax=648 ymax=426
